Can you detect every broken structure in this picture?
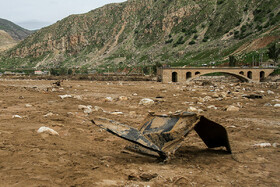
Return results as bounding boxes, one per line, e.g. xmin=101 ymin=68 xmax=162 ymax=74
xmin=92 ymin=111 xmax=231 ymax=161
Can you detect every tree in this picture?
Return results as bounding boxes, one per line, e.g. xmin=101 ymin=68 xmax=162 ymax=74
xmin=267 ymin=43 xmax=280 ymax=65
xmin=229 ymin=55 xmax=237 ymax=67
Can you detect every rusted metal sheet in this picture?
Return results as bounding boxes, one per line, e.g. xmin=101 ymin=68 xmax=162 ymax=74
xmin=92 ymin=111 xmax=231 ymax=161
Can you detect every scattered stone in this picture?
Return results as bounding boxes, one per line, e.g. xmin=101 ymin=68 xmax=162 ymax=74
xmin=139 ymin=173 xmax=158 ymax=182
xmin=132 ymin=93 xmax=138 ymax=96
xmin=207 ymin=105 xmax=218 ymax=110
xmin=37 ymin=126 xmax=59 ymax=136
xmin=272 ymin=143 xmax=280 ymax=148
xmin=226 ymin=105 xmax=240 ymax=112
xmin=139 ymin=98 xmax=154 ymax=106
xmin=129 ymin=111 xmax=136 ymax=116
xmin=267 ymin=90 xmax=275 ymax=95
xmin=119 ymin=96 xmax=128 ymax=101
xmin=254 ymin=143 xmax=271 ymax=148
xmin=52 ymin=80 xmax=63 ymax=87
xmin=188 ymin=106 xmax=198 ymax=112
xmin=111 ymin=111 xmax=124 ymax=115
xmin=203 ymin=96 xmax=212 ymax=102
xmin=73 ymin=95 xmax=83 ymax=100
xmin=105 ymin=97 xmax=113 ymax=102
xmin=274 ymin=104 xmax=280 ymax=108
xmin=25 ymin=104 xmax=32 ymax=108
xmin=78 ymin=105 xmax=93 ymax=114
xmin=19 ymin=96 xmax=24 ymax=99
xmin=12 ymin=115 xmax=22 ymax=119
xmin=94 ymin=106 xmax=104 ymax=112
xmin=59 ymin=95 xmax=72 ymax=99
xmin=212 ymin=93 xmax=219 ymax=98
xmin=264 ymin=103 xmax=272 ymax=107
xmin=242 ymin=94 xmax=263 ymax=99
xmin=44 ymin=112 xmax=54 ymax=117
xmin=128 ymin=174 xmax=138 ymax=181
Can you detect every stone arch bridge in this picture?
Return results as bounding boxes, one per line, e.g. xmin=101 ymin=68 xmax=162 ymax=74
xmin=159 ymin=67 xmax=276 ymax=83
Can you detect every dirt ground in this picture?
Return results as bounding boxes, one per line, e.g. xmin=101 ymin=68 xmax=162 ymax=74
xmin=0 ymin=77 xmax=279 ymax=186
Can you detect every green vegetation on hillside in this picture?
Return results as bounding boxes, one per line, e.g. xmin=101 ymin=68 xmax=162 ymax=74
xmin=0 ymin=0 xmax=279 ymax=70
xmin=0 ymin=18 xmax=33 ymax=40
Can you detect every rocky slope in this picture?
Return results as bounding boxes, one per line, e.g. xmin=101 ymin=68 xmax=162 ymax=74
xmin=1 ymin=0 xmax=280 ymax=69
xmin=0 ymin=30 xmax=17 ymax=52
xmin=0 ymin=18 xmax=33 ymax=41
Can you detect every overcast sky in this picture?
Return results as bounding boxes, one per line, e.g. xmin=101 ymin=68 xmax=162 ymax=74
xmin=0 ymin=0 xmax=126 ymax=30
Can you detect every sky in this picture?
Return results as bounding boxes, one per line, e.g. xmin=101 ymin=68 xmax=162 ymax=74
xmin=0 ymin=0 xmax=126 ymax=30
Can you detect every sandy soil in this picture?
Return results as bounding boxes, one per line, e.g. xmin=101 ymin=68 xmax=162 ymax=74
xmin=0 ymin=78 xmax=279 ymax=186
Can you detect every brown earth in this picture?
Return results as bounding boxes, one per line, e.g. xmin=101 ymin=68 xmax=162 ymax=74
xmin=0 ymin=78 xmax=279 ymax=186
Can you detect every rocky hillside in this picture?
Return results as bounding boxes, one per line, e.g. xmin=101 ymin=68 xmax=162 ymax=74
xmin=1 ymin=0 xmax=280 ymax=69
xmin=0 ymin=30 xmax=17 ymax=52
xmin=0 ymin=18 xmax=33 ymax=41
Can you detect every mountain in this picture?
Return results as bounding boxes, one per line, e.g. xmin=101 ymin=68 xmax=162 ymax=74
xmin=0 ymin=18 xmax=33 ymax=41
xmin=1 ymin=0 xmax=280 ymax=69
xmin=0 ymin=30 xmax=17 ymax=52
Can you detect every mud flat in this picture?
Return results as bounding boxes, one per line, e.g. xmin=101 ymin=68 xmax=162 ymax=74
xmin=0 ymin=79 xmax=279 ymax=186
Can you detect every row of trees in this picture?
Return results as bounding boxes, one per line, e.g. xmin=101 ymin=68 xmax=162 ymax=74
xmin=229 ymin=43 xmax=279 ymax=67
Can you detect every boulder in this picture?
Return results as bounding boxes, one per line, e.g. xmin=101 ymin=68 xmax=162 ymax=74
xmin=274 ymin=104 xmax=280 ymax=108
xmin=37 ymin=126 xmax=59 ymax=136
xmin=105 ymin=97 xmax=113 ymax=102
xmin=59 ymin=95 xmax=72 ymax=99
xmin=139 ymin=98 xmax=154 ymax=106
xmin=226 ymin=105 xmax=240 ymax=112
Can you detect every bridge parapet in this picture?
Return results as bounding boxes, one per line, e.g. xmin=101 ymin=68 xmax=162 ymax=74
xmin=160 ymin=67 xmax=276 ymax=83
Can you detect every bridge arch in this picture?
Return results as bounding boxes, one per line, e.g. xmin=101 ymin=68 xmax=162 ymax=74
xmin=239 ymin=71 xmax=244 ymax=75
xmin=247 ymin=71 xmax=252 ymax=79
xmin=186 ymin=72 xmax=192 ymax=79
xmin=195 ymin=71 xmax=201 ymax=75
xmin=188 ymin=71 xmax=250 ymax=82
xmin=260 ymin=71 xmax=265 ymax=80
xmin=172 ymin=72 xmax=178 ymax=82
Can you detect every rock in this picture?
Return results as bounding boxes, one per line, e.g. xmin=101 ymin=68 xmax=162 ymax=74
xmin=78 ymin=105 xmax=93 ymax=114
xmin=74 ymin=95 xmax=83 ymax=100
xmin=254 ymin=143 xmax=271 ymax=148
xmin=12 ymin=115 xmax=22 ymax=119
xmin=272 ymin=143 xmax=280 ymax=148
xmin=111 ymin=111 xmax=123 ymax=115
xmin=203 ymin=96 xmax=212 ymax=102
xmin=226 ymin=105 xmax=240 ymax=112
xmin=139 ymin=98 xmax=154 ymax=106
xmin=212 ymin=93 xmax=219 ymax=98
xmin=44 ymin=112 xmax=54 ymax=117
xmin=25 ymin=104 xmax=32 ymax=108
xmin=221 ymin=92 xmax=228 ymax=98
xmin=105 ymin=97 xmax=113 ymax=102
xmin=264 ymin=103 xmax=272 ymax=107
xmin=207 ymin=105 xmax=217 ymax=110
xmin=59 ymin=95 xmax=72 ymax=99
xmin=274 ymin=104 xmax=280 ymax=108
xmin=78 ymin=105 xmax=87 ymax=110
xmin=84 ymin=108 xmax=93 ymax=114
xmin=267 ymin=90 xmax=275 ymax=95
xmin=19 ymin=96 xmax=24 ymax=99
xmin=119 ymin=96 xmax=128 ymax=101
xmin=37 ymin=126 xmax=59 ymax=136
xmin=188 ymin=107 xmax=198 ymax=112
xmin=132 ymin=93 xmax=138 ymax=96
xmin=139 ymin=173 xmax=158 ymax=182
xmin=94 ymin=106 xmax=104 ymax=112
xmin=129 ymin=111 xmax=137 ymax=116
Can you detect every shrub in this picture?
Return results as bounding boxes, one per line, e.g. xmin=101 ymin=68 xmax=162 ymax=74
xmin=241 ymin=25 xmax=247 ymax=33
xmin=189 ymin=40 xmax=196 ymax=45
xmin=217 ymin=0 xmax=224 ymax=5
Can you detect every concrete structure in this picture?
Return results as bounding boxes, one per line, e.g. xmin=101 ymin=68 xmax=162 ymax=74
xmin=159 ymin=67 xmax=276 ymax=83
